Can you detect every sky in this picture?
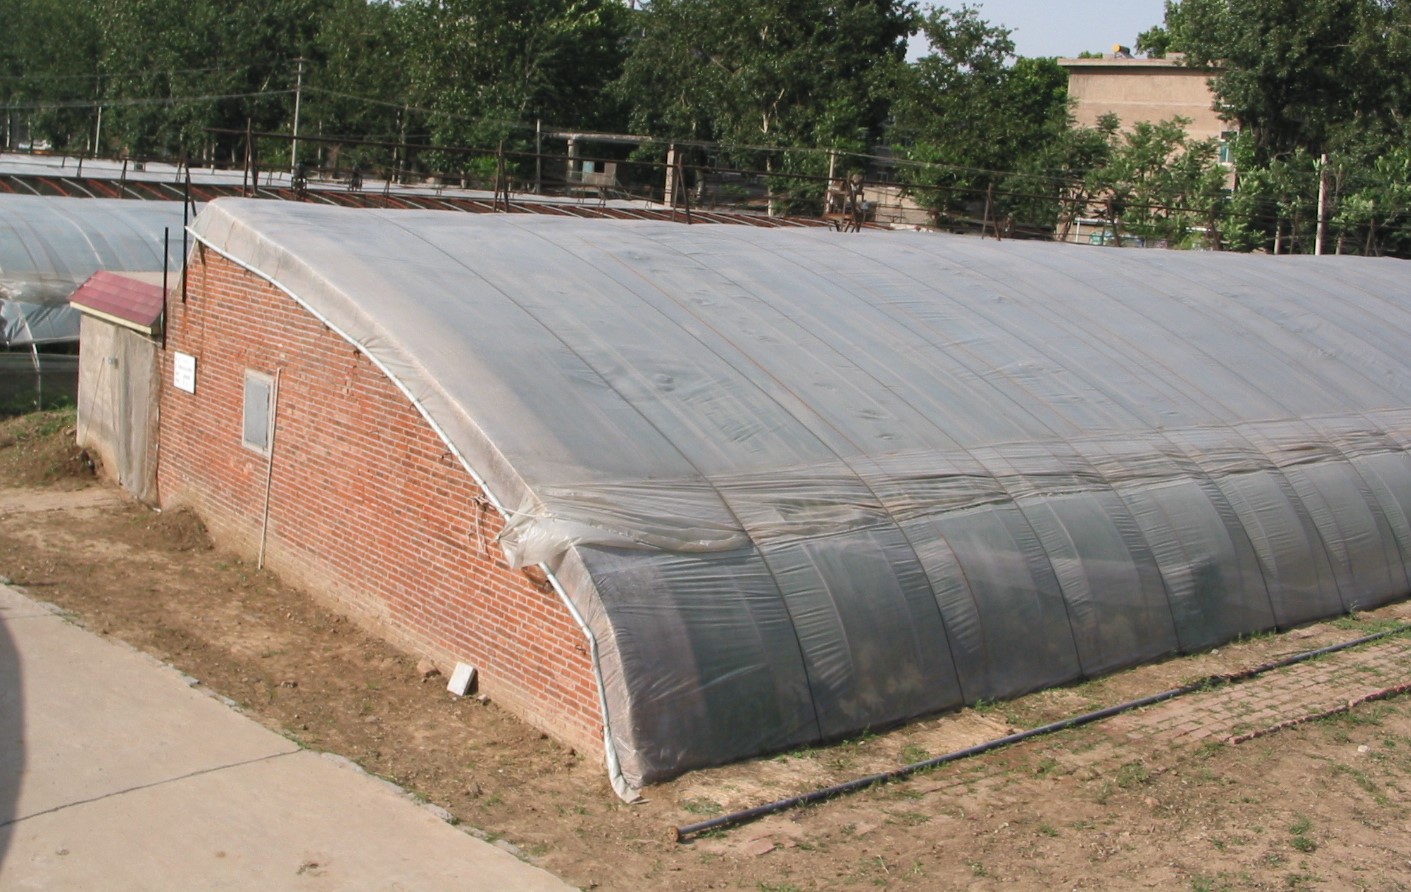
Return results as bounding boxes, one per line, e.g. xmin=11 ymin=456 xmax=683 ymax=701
xmin=915 ymin=0 xmax=1171 ymax=60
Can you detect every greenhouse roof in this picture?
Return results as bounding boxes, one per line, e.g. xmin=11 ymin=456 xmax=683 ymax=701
xmin=190 ymin=197 xmax=1411 ymax=793
xmin=0 ymin=195 xmax=185 ymax=347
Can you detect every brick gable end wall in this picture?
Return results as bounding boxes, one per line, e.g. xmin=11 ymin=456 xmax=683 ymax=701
xmin=157 ymin=247 xmax=603 ymax=755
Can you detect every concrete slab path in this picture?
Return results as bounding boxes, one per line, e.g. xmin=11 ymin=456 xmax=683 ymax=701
xmin=0 ymin=583 xmax=575 ymax=891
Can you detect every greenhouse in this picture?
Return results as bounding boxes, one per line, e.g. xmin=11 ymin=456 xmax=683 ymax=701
xmin=0 ymin=194 xmax=185 ymax=413
xmin=176 ymin=198 xmax=1411 ymax=792
xmin=0 ymin=194 xmax=184 ymax=348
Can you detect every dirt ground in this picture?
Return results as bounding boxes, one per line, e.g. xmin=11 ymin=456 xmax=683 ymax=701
xmin=3 ymin=408 xmax=1411 ymax=891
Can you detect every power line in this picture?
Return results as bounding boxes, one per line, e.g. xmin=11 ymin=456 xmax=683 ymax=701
xmin=5 ymin=90 xmax=295 ymax=111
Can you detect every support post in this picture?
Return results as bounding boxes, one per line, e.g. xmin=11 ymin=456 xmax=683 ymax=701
xmin=1315 ymin=153 xmax=1329 ymax=256
xmin=290 ymin=57 xmax=306 ymax=174
xmin=664 ymin=144 xmax=677 ymax=208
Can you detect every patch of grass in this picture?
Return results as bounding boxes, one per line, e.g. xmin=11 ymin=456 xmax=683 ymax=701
xmin=1115 ymin=760 xmax=1151 ymax=788
xmin=826 ymin=753 xmax=858 ymax=772
xmin=1196 ymin=739 xmax=1226 ymax=760
xmin=1330 ymin=612 xmax=1408 ymax=635
xmin=1037 ymin=822 xmax=1059 ymax=837
xmin=23 ymin=407 xmax=77 ymax=438
xmin=1190 ymin=875 xmax=1233 ymax=892
xmin=900 ymin=744 xmax=931 ymax=764
xmin=969 ymin=861 xmax=990 ymax=878
xmin=888 ymin=785 xmax=924 ymax=801
xmin=757 ymin=883 xmax=801 ymax=892
xmin=680 ymin=797 xmax=723 ymax=817
xmin=1331 ymin=761 xmax=1388 ymax=804
xmin=1288 ymin=815 xmax=1317 ymax=853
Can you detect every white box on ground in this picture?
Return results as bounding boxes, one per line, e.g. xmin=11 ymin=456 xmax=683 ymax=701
xmin=447 ymin=663 xmax=476 ymax=696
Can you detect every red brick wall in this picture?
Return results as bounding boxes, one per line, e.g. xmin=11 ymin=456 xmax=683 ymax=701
xmin=158 ymin=247 xmax=603 ymax=754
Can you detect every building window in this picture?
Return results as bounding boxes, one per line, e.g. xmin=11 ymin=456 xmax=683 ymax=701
xmin=1218 ymin=131 xmax=1237 ymax=165
xmin=243 ymin=370 xmax=274 ymax=454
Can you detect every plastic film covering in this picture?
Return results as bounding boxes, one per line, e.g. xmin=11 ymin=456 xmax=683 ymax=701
xmin=189 ymin=198 xmax=1411 ymax=791
xmin=0 ymin=195 xmax=185 ymax=347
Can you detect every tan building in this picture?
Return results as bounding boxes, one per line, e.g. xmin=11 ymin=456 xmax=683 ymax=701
xmin=1057 ymin=52 xmax=1235 ymax=244
xmin=1058 ymin=53 xmax=1230 ymax=147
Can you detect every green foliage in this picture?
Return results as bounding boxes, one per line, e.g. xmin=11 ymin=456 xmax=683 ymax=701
xmin=1156 ymin=0 xmax=1411 ymax=161
xmin=889 ymin=5 xmax=1071 ymax=226
xmin=615 ymin=0 xmax=914 ymax=150
xmin=612 ymin=0 xmax=915 ymax=211
xmin=401 ymin=0 xmax=630 ymax=151
xmin=1083 ymin=115 xmax=1228 ymax=248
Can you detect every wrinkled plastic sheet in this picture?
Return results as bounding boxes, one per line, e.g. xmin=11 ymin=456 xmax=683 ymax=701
xmin=0 ymin=195 xmax=186 ymax=347
xmin=189 ymin=198 xmax=1411 ymax=791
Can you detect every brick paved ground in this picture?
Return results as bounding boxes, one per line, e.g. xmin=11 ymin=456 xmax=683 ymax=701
xmin=1104 ymin=633 xmax=1411 ymax=748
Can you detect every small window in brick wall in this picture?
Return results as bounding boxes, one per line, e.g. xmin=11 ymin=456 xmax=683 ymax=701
xmin=243 ymin=371 xmax=274 ymax=454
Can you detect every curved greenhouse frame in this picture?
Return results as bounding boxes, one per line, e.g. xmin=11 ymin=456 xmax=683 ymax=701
xmin=191 ymin=198 xmax=1411 ymax=790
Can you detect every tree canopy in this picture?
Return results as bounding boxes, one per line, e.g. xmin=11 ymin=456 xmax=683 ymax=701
xmin=2 ymin=0 xmax=1409 ymax=256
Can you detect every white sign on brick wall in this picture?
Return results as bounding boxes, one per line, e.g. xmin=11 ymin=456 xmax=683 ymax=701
xmin=173 ymin=352 xmax=196 ymax=394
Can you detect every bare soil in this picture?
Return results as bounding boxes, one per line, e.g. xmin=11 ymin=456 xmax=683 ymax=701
xmin=3 ymin=409 xmax=1410 ymax=891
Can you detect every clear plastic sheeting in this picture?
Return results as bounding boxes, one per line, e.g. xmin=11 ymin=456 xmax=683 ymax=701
xmin=189 ymin=198 xmax=1411 ymax=792
xmin=0 ymin=195 xmax=186 ymax=347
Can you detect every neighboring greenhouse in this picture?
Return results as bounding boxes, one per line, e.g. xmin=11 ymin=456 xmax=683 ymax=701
xmin=0 ymin=194 xmax=185 ymax=346
xmin=163 ymin=197 xmax=1411 ymax=796
xmin=0 ymin=195 xmax=185 ymax=412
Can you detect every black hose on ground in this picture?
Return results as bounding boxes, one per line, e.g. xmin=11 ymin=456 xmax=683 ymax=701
xmin=673 ymin=623 xmax=1411 ymax=842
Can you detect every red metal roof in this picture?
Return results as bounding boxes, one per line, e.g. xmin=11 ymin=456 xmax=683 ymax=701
xmin=68 ymin=270 xmax=167 ymax=334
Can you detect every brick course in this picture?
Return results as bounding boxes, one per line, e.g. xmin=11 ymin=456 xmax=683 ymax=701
xmin=157 ymin=248 xmax=603 ymax=755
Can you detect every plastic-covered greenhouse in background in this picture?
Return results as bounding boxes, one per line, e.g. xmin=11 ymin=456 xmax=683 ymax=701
xmin=0 ymin=194 xmax=185 ymax=413
xmin=190 ymin=199 xmax=1411 ymax=793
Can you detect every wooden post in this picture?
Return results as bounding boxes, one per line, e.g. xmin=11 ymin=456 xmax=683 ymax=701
xmin=664 ymin=144 xmax=677 ymax=208
xmin=1315 ymin=153 xmax=1329 ymax=255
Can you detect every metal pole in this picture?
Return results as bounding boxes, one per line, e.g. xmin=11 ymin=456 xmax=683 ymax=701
xmin=93 ymin=102 xmax=102 ymax=158
xmin=290 ymin=57 xmax=306 ymax=174
xmin=1315 ymin=153 xmax=1329 ymax=256
xmin=535 ymin=118 xmax=542 ymax=195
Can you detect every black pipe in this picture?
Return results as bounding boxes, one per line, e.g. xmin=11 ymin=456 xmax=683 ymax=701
xmin=674 ymin=623 xmax=1411 ymax=841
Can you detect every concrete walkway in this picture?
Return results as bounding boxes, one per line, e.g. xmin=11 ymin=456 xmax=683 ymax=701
xmin=0 ymin=583 xmax=575 ymax=891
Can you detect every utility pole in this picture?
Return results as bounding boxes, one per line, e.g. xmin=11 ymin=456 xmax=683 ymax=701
xmin=1315 ymin=153 xmax=1329 ymax=256
xmin=291 ymin=57 xmax=306 ymax=174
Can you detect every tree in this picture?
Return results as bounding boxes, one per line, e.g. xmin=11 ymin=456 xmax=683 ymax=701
xmin=888 ymin=5 xmax=1071 ymax=227
xmin=392 ymin=0 xmax=630 ymax=181
xmin=308 ymin=0 xmax=415 ymax=174
xmin=614 ymin=0 xmax=915 ymax=211
xmin=1140 ymin=0 xmax=1411 ymax=162
xmin=87 ymin=0 xmax=325 ymax=162
xmin=1 ymin=0 xmax=103 ymax=151
xmin=998 ymin=115 xmax=1116 ymax=239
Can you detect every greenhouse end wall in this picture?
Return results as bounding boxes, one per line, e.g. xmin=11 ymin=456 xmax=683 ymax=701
xmin=157 ymin=251 xmax=603 ymax=757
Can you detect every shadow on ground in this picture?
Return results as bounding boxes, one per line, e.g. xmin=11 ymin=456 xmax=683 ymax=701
xmin=0 ymin=599 xmax=24 ymax=870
